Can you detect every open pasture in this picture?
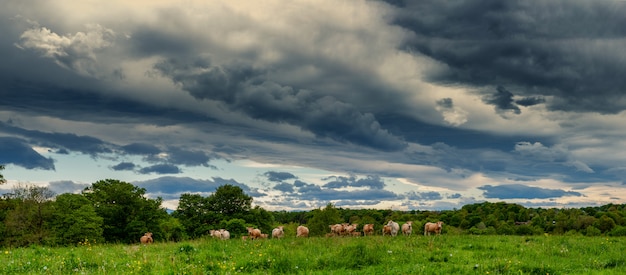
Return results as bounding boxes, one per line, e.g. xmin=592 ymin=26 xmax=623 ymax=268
xmin=2 ymin=235 xmax=624 ymax=274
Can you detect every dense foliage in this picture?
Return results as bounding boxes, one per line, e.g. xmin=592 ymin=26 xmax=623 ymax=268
xmin=0 ymin=178 xmax=625 ymax=247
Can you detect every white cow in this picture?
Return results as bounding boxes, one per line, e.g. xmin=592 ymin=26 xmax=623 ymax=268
xmin=272 ymin=226 xmax=285 ymax=239
xmin=219 ymin=229 xmax=230 ymax=240
xmin=387 ymin=220 xmax=400 ymax=237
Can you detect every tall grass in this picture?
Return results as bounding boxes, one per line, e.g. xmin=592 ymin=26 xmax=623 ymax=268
xmin=1 ymin=235 xmax=624 ymax=274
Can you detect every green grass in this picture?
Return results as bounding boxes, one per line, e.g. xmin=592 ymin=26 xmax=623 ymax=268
xmin=1 ymin=235 xmax=625 ymax=274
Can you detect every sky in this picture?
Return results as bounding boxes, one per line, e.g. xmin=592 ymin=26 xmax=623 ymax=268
xmin=2 ymin=0 xmax=626 ymax=211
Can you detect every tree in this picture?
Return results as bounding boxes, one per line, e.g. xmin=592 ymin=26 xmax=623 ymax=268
xmin=2 ymin=184 xmax=56 ymax=246
xmin=82 ymin=179 xmax=168 ymax=243
xmin=173 ymin=193 xmax=214 ymax=238
xmin=0 ymin=164 xmax=6 ymax=184
xmin=207 ymin=184 xmax=252 ymax=217
xmin=50 ymin=193 xmax=104 ymax=245
xmin=307 ymin=203 xmax=342 ymax=236
xmin=159 ymin=216 xmax=187 ymax=242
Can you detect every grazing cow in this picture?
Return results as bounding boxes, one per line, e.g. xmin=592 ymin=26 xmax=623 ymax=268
xmin=247 ymin=227 xmax=262 ymax=240
xmin=388 ymin=220 xmax=400 ymax=237
xmin=219 ymin=229 xmax=230 ymax=240
xmin=140 ymin=232 xmax=153 ymax=244
xmin=241 ymin=236 xmax=248 ymax=241
xmin=363 ymin=224 xmax=374 ymax=236
xmin=260 ymin=233 xmax=269 ymax=239
xmin=351 ymin=231 xmax=362 ymax=237
xmin=296 ymin=225 xmax=309 ymax=237
xmin=209 ymin=229 xmax=222 ymax=239
xmin=382 ymin=225 xmax=392 ymax=236
xmin=272 ymin=226 xmax=285 ymax=239
xmin=424 ymin=221 xmax=444 ymax=236
xmin=329 ymin=223 xmax=345 ymax=236
xmin=345 ymin=223 xmax=359 ymax=235
xmin=402 ymin=221 xmax=413 ymax=236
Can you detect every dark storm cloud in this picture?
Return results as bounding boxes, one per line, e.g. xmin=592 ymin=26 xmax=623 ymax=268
xmin=478 ymin=184 xmax=582 ymax=199
xmin=299 ymin=186 xmax=398 ymax=201
xmin=516 ymin=96 xmax=545 ymax=107
xmin=483 ymin=86 xmax=520 ymax=115
xmin=121 ymin=143 xmax=161 ymax=155
xmin=47 ymin=180 xmax=90 ymax=194
xmin=166 ymin=147 xmax=212 ymax=167
xmin=154 ymin=57 xmax=407 ymax=151
xmin=273 ymin=182 xmax=294 ymax=193
xmin=136 ymin=176 xmax=221 ymax=194
xmin=290 ymin=179 xmax=397 ymax=201
xmin=322 ymin=175 xmax=385 ymax=189
xmin=111 ymin=162 xmax=136 ymax=171
xmin=436 ymin=98 xmax=453 ymax=109
xmin=405 ymin=191 xmax=443 ymax=201
xmin=264 ymin=171 xmax=297 ymax=182
xmin=136 ymin=176 xmax=264 ymax=199
xmin=138 ymin=164 xmax=182 ymax=175
xmin=0 ymin=121 xmax=111 ymax=156
xmin=394 ymin=0 xmax=626 ymax=113
xmin=0 ymin=137 xmax=54 ymax=170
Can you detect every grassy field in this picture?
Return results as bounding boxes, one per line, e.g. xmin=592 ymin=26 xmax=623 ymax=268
xmin=2 ymin=235 xmax=625 ymax=274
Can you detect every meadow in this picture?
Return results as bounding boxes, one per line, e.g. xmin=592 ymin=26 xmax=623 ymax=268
xmin=2 ymin=234 xmax=624 ymax=274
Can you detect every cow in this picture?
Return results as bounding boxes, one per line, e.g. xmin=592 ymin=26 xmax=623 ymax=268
xmin=209 ymin=229 xmax=222 ymax=239
xmin=382 ymin=225 xmax=392 ymax=236
xmin=272 ymin=226 xmax=285 ymax=239
xmin=260 ymin=233 xmax=269 ymax=239
xmin=219 ymin=229 xmax=230 ymax=240
xmin=296 ymin=225 xmax=309 ymax=237
xmin=247 ymin=227 xmax=262 ymax=240
xmin=140 ymin=232 xmax=153 ymax=244
xmin=401 ymin=221 xmax=413 ymax=236
xmin=345 ymin=223 xmax=358 ymax=235
xmin=329 ymin=223 xmax=345 ymax=236
xmin=424 ymin=221 xmax=444 ymax=236
xmin=387 ymin=220 xmax=400 ymax=237
xmin=363 ymin=224 xmax=374 ymax=236
xmin=351 ymin=231 xmax=362 ymax=237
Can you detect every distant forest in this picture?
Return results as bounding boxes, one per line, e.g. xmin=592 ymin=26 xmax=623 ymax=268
xmin=1 ymin=179 xmax=625 ymax=247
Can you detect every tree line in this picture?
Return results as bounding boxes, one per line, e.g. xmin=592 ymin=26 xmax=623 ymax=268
xmin=1 ymin=178 xmax=625 ymax=247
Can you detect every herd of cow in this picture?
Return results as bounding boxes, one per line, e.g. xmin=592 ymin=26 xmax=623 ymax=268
xmin=140 ymin=220 xmax=443 ymax=243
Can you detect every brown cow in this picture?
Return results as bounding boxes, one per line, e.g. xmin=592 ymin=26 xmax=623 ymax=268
xmin=401 ymin=221 xmax=413 ymax=236
xmin=247 ymin=227 xmax=262 ymax=240
xmin=382 ymin=225 xmax=392 ymax=236
xmin=329 ymin=223 xmax=345 ymax=236
xmin=296 ymin=225 xmax=309 ymax=237
xmin=363 ymin=224 xmax=374 ymax=236
xmin=345 ymin=223 xmax=358 ymax=235
xmin=140 ymin=232 xmax=153 ymax=244
xmin=424 ymin=221 xmax=444 ymax=236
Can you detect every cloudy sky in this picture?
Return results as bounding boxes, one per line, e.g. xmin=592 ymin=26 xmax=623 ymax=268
xmin=2 ymin=0 xmax=626 ymax=211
